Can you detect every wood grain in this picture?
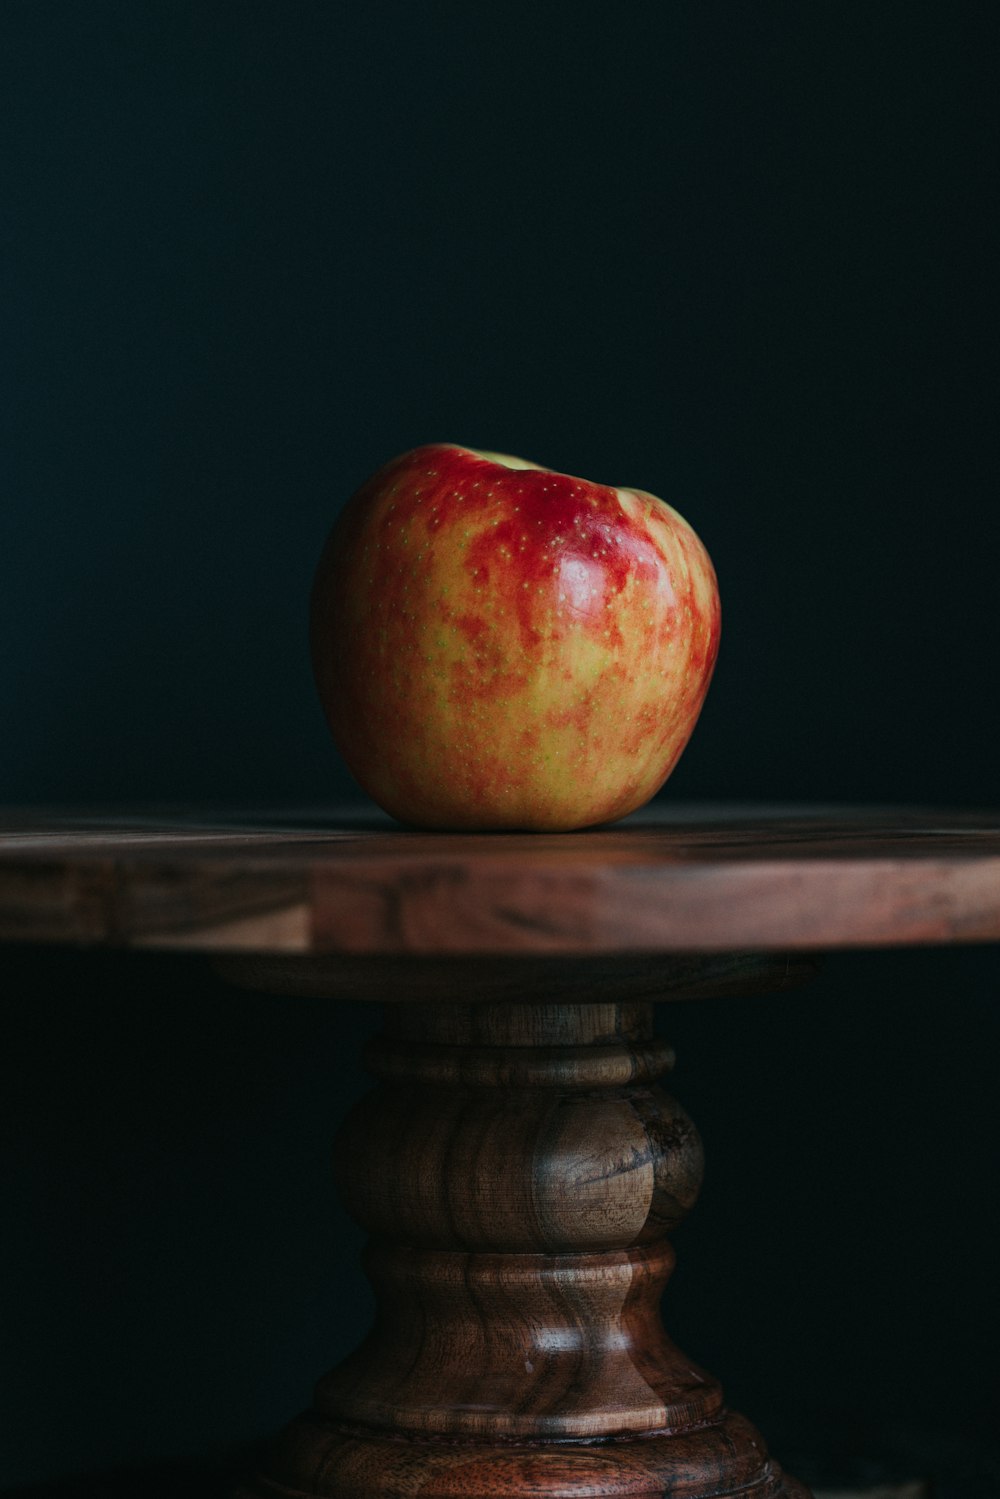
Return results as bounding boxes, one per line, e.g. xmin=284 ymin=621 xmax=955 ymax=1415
xmin=1 ymin=804 xmax=999 ymax=957
xmin=237 ymin=1001 xmax=808 ymax=1499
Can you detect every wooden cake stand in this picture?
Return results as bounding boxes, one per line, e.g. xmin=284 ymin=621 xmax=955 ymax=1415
xmin=3 ymin=804 xmax=999 ymax=1499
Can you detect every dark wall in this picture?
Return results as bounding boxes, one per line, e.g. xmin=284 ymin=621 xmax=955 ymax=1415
xmin=2 ymin=1 xmax=999 ymax=1491
xmin=4 ymin=0 xmax=999 ymax=805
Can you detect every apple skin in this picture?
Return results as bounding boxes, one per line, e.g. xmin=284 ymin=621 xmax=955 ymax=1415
xmin=310 ymin=444 xmax=720 ymax=831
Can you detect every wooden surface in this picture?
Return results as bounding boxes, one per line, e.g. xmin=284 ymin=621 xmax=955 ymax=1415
xmin=1 ymin=804 xmax=1000 ymax=956
xmin=236 ymin=1001 xmax=808 ymax=1499
xmin=0 ymin=1477 xmax=928 ymax=1498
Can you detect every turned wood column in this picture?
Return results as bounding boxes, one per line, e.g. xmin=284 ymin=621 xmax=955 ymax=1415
xmin=238 ymin=995 xmax=809 ymax=1499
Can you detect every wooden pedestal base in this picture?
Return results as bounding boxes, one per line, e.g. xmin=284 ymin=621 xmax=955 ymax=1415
xmin=241 ymin=1413 xmax=807 ymax=1499
xmin=225 ymin=963 xmax=812 ymax=1499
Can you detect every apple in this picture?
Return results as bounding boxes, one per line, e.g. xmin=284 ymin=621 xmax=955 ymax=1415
xmin=310 ymin=444 xmax=720 ymax=831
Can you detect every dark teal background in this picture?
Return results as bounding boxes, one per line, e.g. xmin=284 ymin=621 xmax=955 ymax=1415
xmin=3 ymin=0 xmax=1000 ymax=806
xmin=2 ymin=1 xmax=999 ymax=1491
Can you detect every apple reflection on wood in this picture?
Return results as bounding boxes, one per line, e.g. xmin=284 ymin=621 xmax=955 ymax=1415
xmin=310 ymin=444 xmax=720 ymax=830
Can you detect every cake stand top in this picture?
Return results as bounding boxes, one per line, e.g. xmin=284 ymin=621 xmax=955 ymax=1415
xmin=1 ymin=803 xmax=999 ymax=957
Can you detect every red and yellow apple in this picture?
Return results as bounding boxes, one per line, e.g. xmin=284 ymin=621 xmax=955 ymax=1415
xmin=310 ymin=444 xmax=720 ymax=831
